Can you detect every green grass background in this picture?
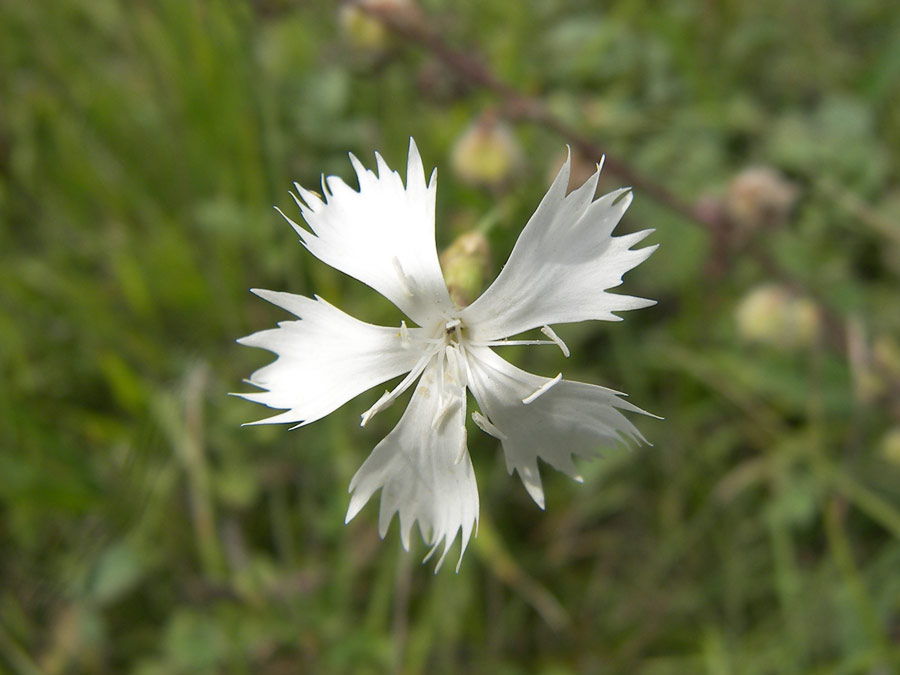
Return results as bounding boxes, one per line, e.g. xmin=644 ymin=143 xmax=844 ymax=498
xmin=2 ymin=0 xmax=900 ymax=672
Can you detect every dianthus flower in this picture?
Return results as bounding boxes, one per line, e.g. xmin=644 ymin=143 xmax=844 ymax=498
xmin=238 ymin=140 xmax=656 ymax=570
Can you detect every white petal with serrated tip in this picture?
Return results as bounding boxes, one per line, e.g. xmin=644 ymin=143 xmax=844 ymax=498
xmin=235 ymin=291 xmax=426 ymax=427
xmin=281 ymin=139 xmax=453 ymax=328
xmin=461 ymin=153 xmax=657 ymax=342
xmin=466 ymin=346 xmax=651 ymax=509
xmin=346 ymin=355 xmax=478 ymax=572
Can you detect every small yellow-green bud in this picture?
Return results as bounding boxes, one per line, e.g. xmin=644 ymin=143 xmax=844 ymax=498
xmin=339 ymin=5 xmax=388 ymax=51
xmin=450 ymin=114 xmax=522 ymax=188
xmin=339 ymin=0 xmax=420 ymax=53
xmin=735 ymin=284 xmax=821 ymax=350
xmin=440 ymin=231 xmax=492 ymax=307
xmin=726 ymin=167 xmax=797 ymax=232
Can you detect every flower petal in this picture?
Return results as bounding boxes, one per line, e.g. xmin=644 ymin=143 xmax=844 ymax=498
xmin=466 ymin=346 xmax=651 ymax=509
xmin=346 ymin=352 xmax=478 ymax=572
xmin=280 ymin=139 xmax=453 ymax=328
xmin=236 ymin=290 xmax=427 ymax=427
xmin=461 ymin=153 xmax=657 ymax=342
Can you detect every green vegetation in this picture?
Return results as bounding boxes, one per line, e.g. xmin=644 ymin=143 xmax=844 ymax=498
xmin=2 ymin=0 xmax=899 ymax=672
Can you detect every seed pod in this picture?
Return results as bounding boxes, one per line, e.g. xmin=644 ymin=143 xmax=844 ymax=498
xmin=726 ymin=167 xmax=798 ymax=232
xmin=450 ymin=113 xmax=522 ymax=188
xmin=735 ymin=284 xmax=821 ymax=350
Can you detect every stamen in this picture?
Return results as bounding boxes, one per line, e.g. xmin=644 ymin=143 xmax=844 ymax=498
xmin=360 ymin=351 xmax=433 ymax=426
xmin=541 ymin=325 xmax=570 ymax=357
xmin=455 ymin=427 xmax=468 ymax=465
xmin=443 ymin=344 xmax=467 ymax=389
xmin=433 ymin=346 xmax=466 ymax=430
xmin=522 ymin=373 xmax=563 ymax=405
xmin=480 ymin=339 xmax=555 ymax=348
xmin=471 ymin=411 xmax=507 ymax=440
xmin=398 ymin=320 xmax=411 ymax=347
xmin=432 ymin=397 xmax=456 ymax=430
xmin=445 ymin=318 xmax=461 ymax=331
xmin=391 ymin=256 xmax=415 ymax=297
xmin=360 ymin=389 xmax=392 ymax=427
xmin=432 ymin=387 xmax=463 ymax=430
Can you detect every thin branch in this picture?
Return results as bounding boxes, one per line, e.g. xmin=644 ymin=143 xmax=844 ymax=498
xmin=353 ymin=0 xmax=879 ymax=374
xmin=357 ymin=1 xmax=715 ymax=228
xmin=350 ymin=0 xmax=872 ymax=360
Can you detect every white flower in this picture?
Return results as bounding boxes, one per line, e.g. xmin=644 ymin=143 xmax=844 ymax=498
xmin=237 ymin=139 xmax=657 ymax=571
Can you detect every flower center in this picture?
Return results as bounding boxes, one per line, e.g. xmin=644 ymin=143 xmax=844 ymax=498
xmin=442 ymin=317 xmax=466 ymax=349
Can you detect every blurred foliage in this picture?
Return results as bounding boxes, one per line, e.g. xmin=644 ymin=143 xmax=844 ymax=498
xmin=2 ymin=0 xmax=900 ymax=673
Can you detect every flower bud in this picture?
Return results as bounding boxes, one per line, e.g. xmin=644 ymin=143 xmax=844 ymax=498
xmin=440 ymin=231 xmax=491 ymax=307
xmin=450 ymin=114 xmax=522 ymax=188
xmin=339 ymin=5 xmax=388 ymax=51
xmin=726 ymin=167 xmax=797 ymax=232
xmin=339 ymin=0 xmax=420 ymax=53
xmin=735 ymin=284 xmax=821 ymax=350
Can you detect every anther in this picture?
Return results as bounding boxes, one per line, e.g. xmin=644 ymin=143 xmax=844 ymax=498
xmin=472 ymin=411 xmax=507 ymax=440
xmin=432 ymin=398 xmax=455 ymax=430
xmin=398 ymin=320 xmax=410 ymax=346
xmin=360 ymin=390 xmax=392 ymax=426
xmin=454 ymin=427 xmax=468 ymax=465
xmin=392 ymin=257 xmax=416 ymax=297
xmin=540 ymin=325 xmax=570 ymax=358
xmin=522 ymin=373 xmax=563 ymax=405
